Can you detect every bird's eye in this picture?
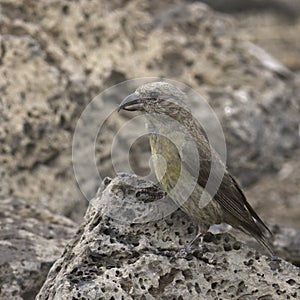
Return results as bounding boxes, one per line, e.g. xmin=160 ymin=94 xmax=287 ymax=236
xmin=149 ymin=92 xmax=159 ymax=99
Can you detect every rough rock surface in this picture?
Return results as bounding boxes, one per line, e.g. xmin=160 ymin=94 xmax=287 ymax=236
xmin=246 ymin=148 xmax=300 ymax=230
xmin=224 ymin=223 xmax=300 ymax=268
xmin=272 ymin=225 xmax=300 ymax=268
xmin=198 ymin=1 xmax=300 ymax=70
xmin=0 ymin=0 xmax=299 ymax=221
xmin=1 ymin=1 xmax=299 ymax=298
xmin=198 ymin=0 xmax=300 ymax=18
xmin=37 ymin=174 xmax=300 ymax=300
xmin=231 ymin=3 xmax=300 ymax=71
xmin=0 ymin=198 xmax=76 ymax=300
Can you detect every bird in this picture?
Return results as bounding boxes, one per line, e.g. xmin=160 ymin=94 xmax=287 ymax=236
xmin=118 ymin=81 xmax=273 ymax=255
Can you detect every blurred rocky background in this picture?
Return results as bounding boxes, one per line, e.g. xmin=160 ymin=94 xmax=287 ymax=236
xmin=0 ymin=0 xmax=299 ymax=299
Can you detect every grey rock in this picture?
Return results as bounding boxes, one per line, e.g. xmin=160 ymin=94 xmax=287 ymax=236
xmin=0 ymin=199 xmax=76 ymax=300
xmin=224 ymin=224 xmax=300 ymax=267
xmin=96 ymin=2 xmax=300 ymax=187
xmin=1 ymin=0 xmax=299 ymax=221
xmin=197 ymin=0 xmax=300 ymax=18
xmin=0 ymin=33 xmax=88 ymax=221
xmin=272 ymin=225 xmax=300 ymax=267
xmin=37 ymin=174 xmax=300 ymax=300
xmin=246 ymin=149 xmax=300 ymax=231
xmin=0 ymin=1 xmax=299 ymax=298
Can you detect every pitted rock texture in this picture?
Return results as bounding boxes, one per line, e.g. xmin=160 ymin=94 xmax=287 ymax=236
xmin=36 ymin=174 xmax=300 ymax=300
xmin=0 ymin=0 xmax=299 ymax=222
xmin=0 ymin=198 xmax=76 ymax=300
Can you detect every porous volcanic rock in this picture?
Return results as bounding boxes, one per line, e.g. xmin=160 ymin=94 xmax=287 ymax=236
xmin=0 ymin=198 xmax=76 ymax=300
xmin=36 ymin=174 xmax=300 ymax=300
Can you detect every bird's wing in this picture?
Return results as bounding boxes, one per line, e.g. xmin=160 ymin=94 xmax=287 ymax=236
xmin=181 ymin=119 xmax=271 ymax=232
xmin=219 ymin=173 xmax=272 ymax=235
xmin=180 ymin=129 xmax=273 ymax=252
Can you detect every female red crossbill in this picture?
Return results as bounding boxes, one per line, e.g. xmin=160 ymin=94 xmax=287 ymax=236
xmin=118 ymin=81 xmax=273 ymax=254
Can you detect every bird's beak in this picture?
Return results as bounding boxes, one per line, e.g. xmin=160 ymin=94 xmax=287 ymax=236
xmin=118 ymin=93 xmax=144 ymax=112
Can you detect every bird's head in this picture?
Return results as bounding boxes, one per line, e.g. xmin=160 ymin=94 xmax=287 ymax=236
xmin=118 ymin=82 xmax=189 ymax=115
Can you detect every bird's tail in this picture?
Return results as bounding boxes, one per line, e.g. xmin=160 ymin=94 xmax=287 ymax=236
xmin=239 ymin=220 xmax=274 ymax=255
xmin=230 ymin=177 xmax=274 ymax=255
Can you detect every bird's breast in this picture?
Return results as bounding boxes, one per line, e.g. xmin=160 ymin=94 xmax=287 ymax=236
xmin=149 ymin=134 xmax=223 ymax=226
xmin=149 ymin=134 xmax=181 ymax=192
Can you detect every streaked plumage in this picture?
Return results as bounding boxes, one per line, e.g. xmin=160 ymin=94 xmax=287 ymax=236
xmin=118 ymin=81 xmax=273 ymax=254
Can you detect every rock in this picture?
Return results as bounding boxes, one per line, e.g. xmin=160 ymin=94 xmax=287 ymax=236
xmin=224 ymin=224 xmax=300 ymax=267
xmin=197 ymin=0 xmax=300 ymax=18
xmin=36 ymin=174 xmax=300 ymax=300
xmin=0 ymin=33 xmax=88 ymax=221
xmin=272 ymin=225 xmax=300 ymax=267
xmin=0 ymin=198 xmax=76 ymax=300
xmin=0 ymin=1 xmax=299 ymax=221
xmin=245 ymin=149 xmax=300 ymax=230
xmin=1 ymin=1 xmax=299 ymax=298
xmin=233 ymin=5 xmax=300 ymax=71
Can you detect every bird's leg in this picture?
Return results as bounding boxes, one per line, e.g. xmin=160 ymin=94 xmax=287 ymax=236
xmin=187 ymin=231 xmax=204 ymax=250
xmin=176 ymin=225 xmax=207 ymax=257
xmin=186 ymin=223 xmax=209 ymax=251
